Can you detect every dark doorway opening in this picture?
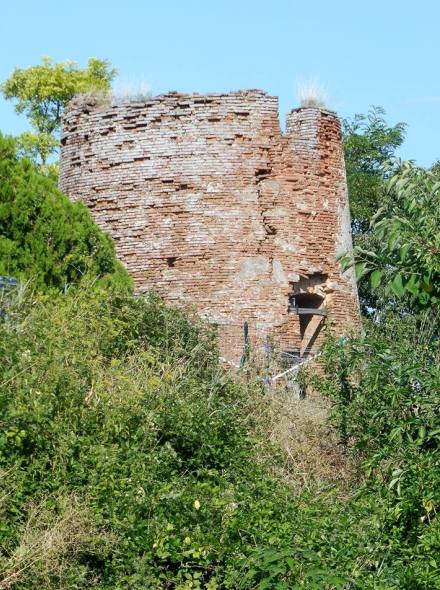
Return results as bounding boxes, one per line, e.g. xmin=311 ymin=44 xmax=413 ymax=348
xmin=286 ymin=292 xmax=325 ymax=359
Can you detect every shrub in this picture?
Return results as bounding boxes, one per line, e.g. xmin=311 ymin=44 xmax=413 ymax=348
xmin=0 ymin=283 xmax=303 ymax=588
xmin=2 ymin=282 xmax=439 ymax=588
xmin=315 ymin=311 xmax=440 ymax=589
xmin=0 ymin=134 xmax=131 ymax=293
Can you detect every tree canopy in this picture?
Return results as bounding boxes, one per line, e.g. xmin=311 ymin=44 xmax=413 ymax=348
xmin=342 ymin=160 xmax=440 ymax=310
xmin=342 ymin=106 xmax=406 ymax=233
xmin=0 ymin=133 xmax=130 ymax=292
xmin=1 ymin=57 xmax=116 ymax=164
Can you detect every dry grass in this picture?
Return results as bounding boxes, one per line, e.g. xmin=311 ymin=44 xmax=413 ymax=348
xmin=265 ymin=390 xmax=357 ymax=493
xmin=0 ymin=493 xmax=112 ymax=589
xmin=240 ymin=362 xmax=357 ymax=494
xmin=70 ymin=90 xmax=112 ymax=110
xmin=70 ymin=84 xmax=152 ymax=112
xmin=296 ymin=78 xmax=328 ymax=108
xmin=112 ymin=79 xmax=152 ymax=103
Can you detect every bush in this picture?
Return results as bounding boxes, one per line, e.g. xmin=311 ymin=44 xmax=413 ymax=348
xmin=0 ymin=283 xmax=304 ymax=588
xmin=2 ymin=282 xmax=439 ymax=588
xmin=315 ymin=311 xmax=440 ymax=589
xmin=0 ymin=134 xmax=131 ymax=292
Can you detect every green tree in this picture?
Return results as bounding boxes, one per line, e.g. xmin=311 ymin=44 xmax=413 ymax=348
xmin=345 ymin=161 xmax=440 ymax=309
xmin=316 ymin=154 xmax=440 ymax=590
xmin=1 ymin=57 xmax=116 ymax=164
xmin=431 ymin=159 xmax=440 ymax=177
xmin=316 ymin=310 xmax=440 ymax=590
xmin=342 ymin=106 xmax=406 ymax=233
xmin=0 ymin=133 xmax=130 ymax=291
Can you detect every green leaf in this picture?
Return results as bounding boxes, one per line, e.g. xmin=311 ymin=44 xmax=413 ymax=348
xmin=390 ymin=273 xmax=405 ymax=297
xmin=399 ymin=243 xmax=410 ymax=261
xmin=338 ymin=254 xmax=352 ymax=271
xmin=370 ymin=269 xmax=383 ymax=289
xmin=355 ymin=262 xmax=369 ymax=279
xmin=416 ymin=425 xmax=427 ymax=445
xmin=389 ymin=477 xmax=400 ymax=489
xmin=405 ymin=274 xmax=421 ymax=296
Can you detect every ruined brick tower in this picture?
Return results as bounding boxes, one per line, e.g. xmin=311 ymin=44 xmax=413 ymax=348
xmin=59 ymin=90 xmax=359 ymax=364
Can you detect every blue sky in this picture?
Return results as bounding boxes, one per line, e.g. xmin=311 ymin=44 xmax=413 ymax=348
xmin=1 ymin=0 xmax=439 ymax=166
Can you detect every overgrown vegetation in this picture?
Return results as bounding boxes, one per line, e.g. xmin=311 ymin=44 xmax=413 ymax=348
xmin=0 ymin=282 xmax=352 ymax=589
xmin=0 ymin=134 xmax=130 ymax=292
xmin=314 ymin=154 xmax=440 ymax=588
xmin=315 ymin=311 xmax=440 ymax=589
xmin=346 ymin=161 xmax=440 ymax=308
xmin=1 ymin=58 xmax=439 ymax=589
xmin=2 ymin=279 xmax=437 ymax=589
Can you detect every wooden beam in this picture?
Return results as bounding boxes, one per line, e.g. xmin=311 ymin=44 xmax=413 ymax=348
xmin=290 ymin=307 xmax=326 ymax=316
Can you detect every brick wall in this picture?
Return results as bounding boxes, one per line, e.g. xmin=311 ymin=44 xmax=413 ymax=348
xmin=59 ymin=90 xmax=359 ymax=364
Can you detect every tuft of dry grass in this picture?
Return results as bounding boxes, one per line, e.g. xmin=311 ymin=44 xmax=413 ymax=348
xmin=296 ymin=78 xmax=328 ymax=108
xmin=0 ymin=493 xmax=113 ymax=589
xmin=69 ymin=90 xmax=112 ymax=110
xmin=238 ymin=361 xmax=358 ymax=495
xmin=264 ymin=390 xmax=358 ymax=494
xmin=112 ymin=79 xmax=152 ymax=103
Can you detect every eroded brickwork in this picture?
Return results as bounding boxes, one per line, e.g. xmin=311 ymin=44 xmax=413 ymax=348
xmin=60 ymin=90 xmax=359 ymax=363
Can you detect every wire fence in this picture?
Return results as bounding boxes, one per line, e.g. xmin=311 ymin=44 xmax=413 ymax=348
xmin=215 ymin=319 xmax=321 ymax=395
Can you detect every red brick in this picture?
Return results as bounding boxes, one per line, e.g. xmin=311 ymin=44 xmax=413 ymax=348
xmin=60 ymin=90 xmax=359 ymax=364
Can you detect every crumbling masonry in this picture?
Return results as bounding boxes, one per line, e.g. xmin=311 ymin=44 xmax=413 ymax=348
xmin=60 ymin=90 xmax=359 ymax=364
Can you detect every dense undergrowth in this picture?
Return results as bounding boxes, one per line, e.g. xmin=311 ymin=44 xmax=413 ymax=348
xmin=1 ymin=282 xmax=439 ymax=589
xmin=316 ymin=312 xmax=440 ymax=589
xmin=0 ymin=283 xmax=352 ymax=589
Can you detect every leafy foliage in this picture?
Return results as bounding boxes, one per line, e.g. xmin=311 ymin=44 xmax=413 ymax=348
xmin=342 ymin=106 xmax=406 ymax=233
xmin=342 ymin=161 xmax=440 ymax=308
xmin=0 ymin=283 xmax=339 ymax=589
xmin=316 ymin=150 xmax=440 ymax=587
xmin=1 ymin=279 xmax=439 ymax=589
xmin=0 ymin=133 xmax=130 ymax=291
xmin=1 ymin=57 xmax=116 ymax=164
xmin=316 ymin=114 xmax=440 ymax=588
xmin=316 ymin=311 xmax=440 ymax=589
xmin=1 ymin=72 xmax=439 ymax=589
xmin=431 ymin=159 xmax=440 ymax=177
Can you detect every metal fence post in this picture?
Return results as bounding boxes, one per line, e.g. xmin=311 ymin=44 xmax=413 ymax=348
xmin=239 ymin=321 xmax=250 ymax=368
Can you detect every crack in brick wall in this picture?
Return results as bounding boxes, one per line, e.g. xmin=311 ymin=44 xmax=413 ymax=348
xmin=60 ymin=90 xmax=359 ymax=363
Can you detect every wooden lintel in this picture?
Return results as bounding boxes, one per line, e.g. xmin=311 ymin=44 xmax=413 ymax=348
xmin=290 ymin=307 xmax=326 ymax=316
